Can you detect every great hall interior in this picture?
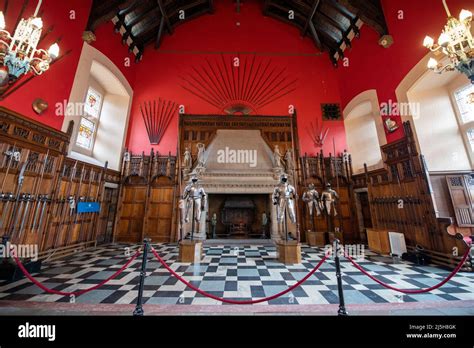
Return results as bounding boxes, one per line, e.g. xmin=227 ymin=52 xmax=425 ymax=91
xmin=0 ymin=0 xmax=473 ymax=323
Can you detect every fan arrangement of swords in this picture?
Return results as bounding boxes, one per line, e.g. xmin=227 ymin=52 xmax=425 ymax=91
xmin=0 ymin=144 xmax=107 ymax=248
xmin=140 ymin=99 xmax=178 ymax=145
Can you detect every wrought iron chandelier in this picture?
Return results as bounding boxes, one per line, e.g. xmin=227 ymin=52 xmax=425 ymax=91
xmin=423 ymin=0 xmax=473 ymax=83
xmin=0 ymin=0 xmax=59 ymax=87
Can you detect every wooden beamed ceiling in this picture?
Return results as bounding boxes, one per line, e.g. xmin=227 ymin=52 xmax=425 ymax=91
xmin=86 ymin=0 xmax=388 ymax=65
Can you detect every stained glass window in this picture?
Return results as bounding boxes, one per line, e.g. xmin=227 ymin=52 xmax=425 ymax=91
xmin=84 ymin=87 xmax=102 ymax=118
xmin=454 ymin=84 xmax=474 ymax=124
xmin=76 ymin=117 xmax=95 ymax=149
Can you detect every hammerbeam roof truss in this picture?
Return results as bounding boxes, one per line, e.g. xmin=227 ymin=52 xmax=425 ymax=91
xmin=86 ymin=0 xmax=388 ymax=65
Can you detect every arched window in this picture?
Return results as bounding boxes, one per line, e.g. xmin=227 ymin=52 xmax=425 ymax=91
xmin=62 ymin=43 xmax=133 ymax=171
xmin=343 ymin=90 xmax=386 ymax=173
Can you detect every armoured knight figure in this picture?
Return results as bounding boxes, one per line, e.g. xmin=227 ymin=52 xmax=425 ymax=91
xmin=320 ymin=183 xmax=339 ymax=217
xmin=272 ymin=174 xmax=297 ymax=224
xmin=302 ymin=183 xmax=321 ymax=217
xmin=179 ymin=176 xmax=207 ymax=226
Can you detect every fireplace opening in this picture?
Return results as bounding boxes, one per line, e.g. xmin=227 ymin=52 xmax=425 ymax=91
xmin=207 ymin=194 xmax=271 ymax=239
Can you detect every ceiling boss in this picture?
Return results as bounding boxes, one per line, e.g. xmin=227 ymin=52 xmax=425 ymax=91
xmin=0 ymin=0 xmax=59 ymax=92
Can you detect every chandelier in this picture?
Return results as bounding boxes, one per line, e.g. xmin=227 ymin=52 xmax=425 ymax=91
xmin=423 ymin=0 xmax=473 ymax=83
xmin=0 ymin=0 xmax=59 ymax=89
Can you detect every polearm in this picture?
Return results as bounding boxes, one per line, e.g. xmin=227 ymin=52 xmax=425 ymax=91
xmin=5 ymin=149 xmax=30 ymax=242
xmin=53 ymin=161 xmax=78 ymax=248
xmin=28 ymin=150 xmax=50 ymax=237
xmin=0 ymin=142 xmax=18 ymax=193
xmin=290 ymin=112 xmax=300 ymax=242
xmin=332 ymin=138 xmax=343 ymax=236
xmin=79 ymin=167 xmax=94 ymax=243
xmin=89 ymin=162 xmax=108 ymax=243
xmin=65 ymin=164 xmax=85 ymax=246
xmin=19 ymin=151 xmax=50 ymax=243
xmin=0 ymin=143 xmax=19 ymax=231
xmin=40 ymin=163 xmax=67 ymax=249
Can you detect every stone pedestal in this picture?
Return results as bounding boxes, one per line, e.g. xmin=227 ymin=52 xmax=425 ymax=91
xmin=179 ymin=240 xmax=203 ymax=263
xmin=306 ymin=231 xmax=327 ymax=247
xmin=276 ymin=240 xmax=301 ymax=264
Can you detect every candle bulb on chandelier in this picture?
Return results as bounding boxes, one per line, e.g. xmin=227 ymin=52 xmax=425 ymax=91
xmin=48 ymin=43 xmax=59 ymax=60
xmin=0 ymin=12 xmax=5 ymax=30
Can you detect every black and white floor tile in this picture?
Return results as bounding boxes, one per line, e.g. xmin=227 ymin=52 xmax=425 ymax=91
xmin=0 ymin=244 xmax=473 ymax=306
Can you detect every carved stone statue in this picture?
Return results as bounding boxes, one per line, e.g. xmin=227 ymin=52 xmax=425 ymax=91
xmin=273 ymin=145 xmax=282 ymax=168
xmin=179 ymin=176 xmax=207 ymax=227
xmin=320 ymin=183 xmax=339 ymax=217
xmin=302 ymin=183 xmax=321 ymax=217
xmin=272 ymin=174 xmax=297 ymax=224
xmin=183 ymin=147 xmax=192 ymax=168
xmin=284 ymin=148 xmax=294 ymax=171
xmin=196 ymin=143 xmax=206 ymax=168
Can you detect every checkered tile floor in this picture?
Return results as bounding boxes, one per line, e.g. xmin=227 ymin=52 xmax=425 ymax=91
xmin=0 ymin=244 xmax=473 ymax=306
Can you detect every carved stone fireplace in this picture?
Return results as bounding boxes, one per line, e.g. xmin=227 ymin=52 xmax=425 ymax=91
xmin=208 ymin=194 xmax=271 ymax=239
xmin=178 ymin=114 xmax=300 ymax=242
xmin=182 ymin=129 xmax=294 ymax=241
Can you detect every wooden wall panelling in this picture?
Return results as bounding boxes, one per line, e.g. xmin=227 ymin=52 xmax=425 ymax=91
xmin=1 ymin=107 xmax=120 ymax=258
xmin=356 ymin=121 xmax=470 ymax=269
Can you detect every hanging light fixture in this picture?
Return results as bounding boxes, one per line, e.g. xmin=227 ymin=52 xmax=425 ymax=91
xmin=0 ymin=0 xmax=59 ymax=87
xmin=423 ymin=0 xmax=473 ymax=83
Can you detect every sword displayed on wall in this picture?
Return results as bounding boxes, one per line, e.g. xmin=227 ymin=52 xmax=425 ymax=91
xmin=53 ymin=161 xmax=78 ymax=248
xmin=0 ymin=143 xmax=19 ymax=232
xmin=65 ymin=164 xmax=85 ymax=246
xmin=5 ymin=149 xmax=30 ymax=243
xmin=27 ymin=150 xmax=49 ymax=238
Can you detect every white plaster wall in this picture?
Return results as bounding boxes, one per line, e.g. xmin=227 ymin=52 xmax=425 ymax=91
xmin=94 ymin=94 xmax=131 ymax=170
xmin=345 ymin=112 xmax=382 ymax=173
xmin=407 ymin=86 xmax=471 ymax=171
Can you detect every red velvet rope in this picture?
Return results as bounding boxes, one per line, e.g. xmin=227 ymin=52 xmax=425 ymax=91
xmin=11 ymin=249 xmax=141 ymax=297
xmin=344 ymin=247 xmax=471 ymax=294
xmin=150 ymin=246 xmax=329 ymax=304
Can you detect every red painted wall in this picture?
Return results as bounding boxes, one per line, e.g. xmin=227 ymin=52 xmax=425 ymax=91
xmin=126 ymin=0 xmax=347 ymax=156
xmin=92 ymin=22 xmax=137 ymax=87
xmin=336 ymin=0 xmax=474 ymax=142
xmin=0 ymin=0 xmax=92 ymax=129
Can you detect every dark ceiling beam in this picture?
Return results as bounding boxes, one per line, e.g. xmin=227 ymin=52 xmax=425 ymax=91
xmin=302 ymin=0 xmax=320 ymax=35
xmin=308 ymin=21 xmax=323 ymax=52
xmin=155 ymin=17 xmax=166 ymax=48
xmin=302 ymin=0 xmax=322 ymax=51
xmin=156 ymin=0 xmax=173 ymax=34
xmin=337 ymin=0 xmax=388 ymax=36
xmin=86 ymin=0 xmax=133 ymax=32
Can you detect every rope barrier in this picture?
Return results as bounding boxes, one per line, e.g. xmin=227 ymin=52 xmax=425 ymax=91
xmin=343 ymin=247 xmax=471 ymax=294
xmin=150 ymin=246 xmax=329 ymax=304
xmin=11 ymin=248 xmax=141 ymax=297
